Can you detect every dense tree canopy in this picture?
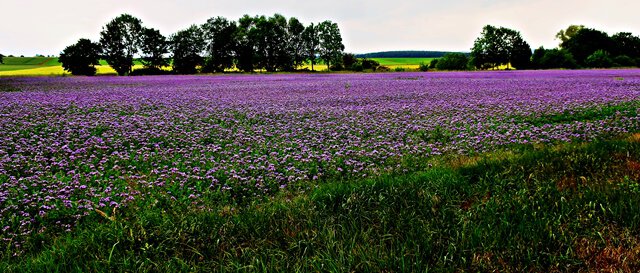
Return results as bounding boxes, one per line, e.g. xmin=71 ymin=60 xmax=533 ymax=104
xmin=99 ymin=14 xmax=143 ymax=76
xmin=585 ymin=50 xmax=613 ymax=68
xmin=531 ymin=47 xmax=577 ymax=69
xmin=436 ymin=53 xmax=469 ymax=70
xmin=234 ymin=15 xmax=257 ymax=72
xmin=563 ymin=28 xmax=614 ymax=65
xmin=58 ymin=38 xmax=102 ymax=76
xmin=63 ymin=13 xmax=346 ymax=75
xmin=301 ymin=23 xmax=320 ymax=71
xmin=140 ymin=27 xmax=170 ymax=70
xmin=611 ymin=32 xmax=640 ymax=59
xmin=556 ymin=25 xmax=584 ymax=47
xmin=202 ymin=16 xmax=238 ymax=73
xmin=170 ymin=25 xmax=205 ymax=74
xmin=287 ymin=17 xmax=307 ymax=69
xmin=470 ymin=25 xmax=531 ymax=70
xmin=253 ymin=14 xmax=290 ymax=72
xmin=317 ymin=21 xmax=345 ymax=69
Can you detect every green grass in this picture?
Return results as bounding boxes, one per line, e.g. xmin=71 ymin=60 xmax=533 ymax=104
xmin=0 ymin=57 xmax=60 ymax=72
xmin=0 ymin=57 xmax=144 ymax=74
xmin=2 ymin=134 xmax=640 ymax=272
xmin=371 ymin=57 xmax=436 ymax=67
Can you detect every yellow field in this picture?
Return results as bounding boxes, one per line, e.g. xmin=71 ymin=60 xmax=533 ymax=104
xmin=0 ymin=65 xmax=147 ymax=76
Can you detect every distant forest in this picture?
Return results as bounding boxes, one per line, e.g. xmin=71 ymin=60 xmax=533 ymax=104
xmin=356 ymin=51 xmax=467 ymax=58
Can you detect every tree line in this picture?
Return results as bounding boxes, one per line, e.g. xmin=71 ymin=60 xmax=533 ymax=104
xmin=467 ymin=24 xmax=640 ymax=70
xmin=59 ymin=14 xmax=345 ymax=75
xmin=55 ymin=18 xmax=640 ymax=75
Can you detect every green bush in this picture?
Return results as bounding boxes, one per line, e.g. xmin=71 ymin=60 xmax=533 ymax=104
xmin=532 ymin=48 xmax=578 ymax=69
xmin=428 ymin=59 xmax=438 ymax=69
xmin=435 ymin=53 xmax=469 ymax=70
xmin=394 ymin=67 xmax=406 ymax=72
xmin=585 ymin=50 xmax=613 ymax=68
xmin=350 ymin=63 xmax=364 ymax=72
xmin=612 ymin=55 xmax=636 ymax=67
xmin=361 ymin=58 xmax=380 ymax=70
xmin=418 ymin=62 xmax=429 ymax=72
xmin=329 ymin=63 xmax=344 ymax=71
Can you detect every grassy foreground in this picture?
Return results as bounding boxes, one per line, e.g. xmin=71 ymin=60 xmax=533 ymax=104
xmin=2 ymin=134 xmax=639 ymax=272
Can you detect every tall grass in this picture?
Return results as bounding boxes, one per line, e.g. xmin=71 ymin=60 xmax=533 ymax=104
xmin=3 ymin=135 xmax=639 ymax=272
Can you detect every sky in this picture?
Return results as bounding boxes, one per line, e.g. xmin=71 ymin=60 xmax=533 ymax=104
xmin=1 ymin=0 xmax=640 ymax=56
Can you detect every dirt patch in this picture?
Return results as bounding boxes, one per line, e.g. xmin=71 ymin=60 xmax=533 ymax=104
xmin=626 ymin=160 xmax=640 ymax=180
xmin=556 ymin=175 xmax=588 ymax=192
xmin=574 ymin=226 xmax=640 ymax=272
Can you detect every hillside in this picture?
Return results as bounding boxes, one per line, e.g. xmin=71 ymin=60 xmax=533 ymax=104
xmin=0 ymin=57 xmax=60 ymax=71
xmin=356 ymin=50 xmax=468 ymax=58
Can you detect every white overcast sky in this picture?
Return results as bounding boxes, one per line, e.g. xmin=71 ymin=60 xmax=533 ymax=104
xmin=1 ymin=0 xmax=639 ymax=56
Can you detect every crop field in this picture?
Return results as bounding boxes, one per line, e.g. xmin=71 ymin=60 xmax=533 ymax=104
xmin=371 ymin=57 xmax=435 ymax=69
xmin=1 ymin=70 xmax=640 ymax=271
xmin=0 ymin=57 xmax=60 ymax=72
xmin=0 ymin=57 xmax=143 ymax=76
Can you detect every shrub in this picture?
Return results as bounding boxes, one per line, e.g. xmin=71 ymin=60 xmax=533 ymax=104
xmin=585 ymin=50 xmax=613 ymax=68
xmin=436 ymin=53 xmax=469 ymax=70
xmin=394 ymin=67 xmax=406 ymax=72
xmin=342 ymin=53 xmax=358 ymax=68
xmin=428 ymin=59 xmax=438 ymax=69
xmin=361 ymin=58 xmax=380 ymax=71
xmin=533 ymin=49 xmax=577 ymax=69
xmin=376 ymin=66 xmax=390 ymax=72
xmin=329 ymin=63 xmax=344 ymax=71
xmin=350 ymin=63 xmax=364 ymax=72
xmin=612 ymin=55 xmax=635 ymax=67
xmin=418 ymin=62 xmax=429 ymax=72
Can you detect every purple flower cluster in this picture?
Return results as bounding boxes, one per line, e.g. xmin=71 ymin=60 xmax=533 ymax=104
xmin=1 ymin=69 xmax=639 ymax=252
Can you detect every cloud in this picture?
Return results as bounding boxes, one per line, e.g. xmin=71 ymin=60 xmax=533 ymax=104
xmin=1 ymin=0 xmax=639 ymax=55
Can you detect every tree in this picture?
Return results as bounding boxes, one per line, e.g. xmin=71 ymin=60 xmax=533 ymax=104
xmin=556 ymin=25 xmax=584 ymax=47
xmin=342 ymin=53 xmax=358 ymax=68
xmin=257 ymin=14 xmax=291 ymax=72
xmin=140 ymin=27 xmax=170 ymax=70
xmin=510 ymin=37 xmax=532 ymax=69
xmin=287 ymin=17 xmax=306 ymax=69
xmin=317 ymin=20 xmax=345 ymax=70
xmin=435 ymin=53 xmax=469 ymax=70
xmin=170 ymin=25 xmax=205 ymax=74
xmin=99 ymin=14 xmax=143 ymax=76
xmin=0 ymin=54 xmax=3 ymax=64
xmin=470 ymin=25 xmax=508 ymax=69
xmin=470 ymin=25 xmax=531 ymax=70
xmin=563 ymin=28 xmax=613 ymax=66
xmin=531 ymin=46 xmax=546 ymax=69
xmin=202 ymin=16 xmax=237 ymax=73
xmin=58 ymin=38 xmax=102 ymax=76
xmin=611 ymin=32 xmax=640 ymax=59
xmin=302 ymin=23 xmax=320 ymax=71
xmin=234 ymin=15 xmax=257 ymax=72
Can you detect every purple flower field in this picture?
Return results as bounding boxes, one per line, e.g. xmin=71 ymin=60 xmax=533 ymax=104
xmin=1 ymin=69 xmax=639 ymax=251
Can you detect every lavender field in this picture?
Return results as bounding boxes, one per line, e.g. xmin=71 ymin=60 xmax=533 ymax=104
xmin=1 ymin=70 xmax=640 ymax=263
